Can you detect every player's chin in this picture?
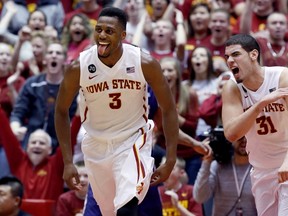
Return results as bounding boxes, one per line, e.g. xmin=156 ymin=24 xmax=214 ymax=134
xmin=236 ymin=78 xmax=243 ymax=84
xmin=98 ymin=52 xmax=109 ymax=58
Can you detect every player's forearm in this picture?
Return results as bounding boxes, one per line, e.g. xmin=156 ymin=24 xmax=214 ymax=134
xmin=224 ymin=99 xmax=266 ymax=142
xmin=162 ymin=108 xmax=178 ymax=163
xmin=55 ymin=111 xmax=73 ymax=164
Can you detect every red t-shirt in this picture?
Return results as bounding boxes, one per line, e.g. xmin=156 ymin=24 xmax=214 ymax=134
xmin=202 ymin=36 xmax=226 ymax=59
xmin=56 ymin=190 xmax=84 ymax=216
xmin=257 ymin=37 xmax=288 ymax=67
xmin=0 ymin=109 xmax=77 ymax=200
xmin=63 ymin=6 xmax=103 ymax=28
xmin=0 ymin=74 xmax=25 ymax=117
xmin=150 ymin=50 xmax=174 ymax=61
xmin=233 ymin=12 xmax=268 ymax=35
xmin=61 ymin=0 xmax=75 ymax=14
xmin=65 ymin=38 xmax=92 ymax=65
xmin=185 ymin=35 xmax=211 ymax=52
xmin=156 ymin=89 xmax=199 ymax=159
xmin=159 ymin=184 xmax=203 ymax=216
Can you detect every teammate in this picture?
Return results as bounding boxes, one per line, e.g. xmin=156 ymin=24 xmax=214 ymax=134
xmin=222 ymin=34 xmax=288 ymax=216
xmin=55 ymin=7 xmax=178 ymax=216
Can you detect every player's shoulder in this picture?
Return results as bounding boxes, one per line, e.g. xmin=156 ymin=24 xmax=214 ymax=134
xmin=222 ymin=79 xmax=239 ymax=97
xmin=264 ymin=66 xmax=288 ymax=79
xmin=65 ymin=59 xmax=80 ymax=74
xmin=264 ymin=66 xmax=287 ymax=73
xmin=138 ymin=47 xmax=157 ymax=66
xmin=280 ymin=66 xmax=288 ymax=74
xmin=123 ymin=43 xmax=150 ymax=55
xmin=79 ymin=44 xmax=96 ymax=59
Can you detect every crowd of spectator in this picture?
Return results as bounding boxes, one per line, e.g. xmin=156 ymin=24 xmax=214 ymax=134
xmin=0 ymin=0 xmax=287 ymax=215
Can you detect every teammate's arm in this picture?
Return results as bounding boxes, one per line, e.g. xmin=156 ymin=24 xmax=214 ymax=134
xmin=222 ymin=80 xmax=263 ymax=142
xmin=55 ymin=60 xmax=81 ymax=190
xmin=141 ymin=51 xmax=178 ymax=186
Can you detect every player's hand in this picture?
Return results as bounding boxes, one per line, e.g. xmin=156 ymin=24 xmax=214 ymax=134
xmin=150 ymin=160 xmax=175 ymax=186
xmin=63 ymin=163 xmax=82 ymax=190
xmin=192 ymin=138 xmax=212 ymax=156
xmin=261 ymin=87 xmax=288 ymax=106
xmin=278 ymin=162 xmax=288 ymax=183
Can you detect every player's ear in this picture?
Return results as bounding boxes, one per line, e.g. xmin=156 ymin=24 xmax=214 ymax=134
xmin=249 ymin=49 xmax=259 ymax=61
xmin=121 ymin=31 xmax=126 ymax=41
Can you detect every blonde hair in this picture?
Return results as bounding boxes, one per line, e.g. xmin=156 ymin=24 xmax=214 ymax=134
xmin=159 ymin=57 xmax=190 ymax=115
xmin=0 ymin=42 xmax=14 ymax=54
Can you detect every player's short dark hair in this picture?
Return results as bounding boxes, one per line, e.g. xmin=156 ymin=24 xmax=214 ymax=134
xmin=225 ymin=34 xmax=261 ymax=63
xmin=0 ymin=176 xmax=24 ymax=199
xmin=98 ymin=7 xmax=127 ymax=30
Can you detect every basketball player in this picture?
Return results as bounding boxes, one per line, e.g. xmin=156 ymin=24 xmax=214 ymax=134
xmin=222 ymin=34 xmax=288 ymax=216
xmin=55 ymin=7 xmax=178 ymax=216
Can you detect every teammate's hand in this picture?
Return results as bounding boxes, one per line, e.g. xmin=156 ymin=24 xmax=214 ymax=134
xmin=278 ymin=161 xmax=288 ymax=183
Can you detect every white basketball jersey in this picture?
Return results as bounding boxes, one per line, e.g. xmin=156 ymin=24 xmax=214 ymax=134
xmin=237 ymin=66 xmax=288 ymax=169
xmin=78 ymin=44 xmax=148 ymax=141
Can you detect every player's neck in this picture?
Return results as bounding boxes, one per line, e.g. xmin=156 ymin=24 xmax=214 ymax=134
xmin=99 ymin=46 xmax=124 ymax=68
xmin=242 ymin=66 xmax=264 ymax=91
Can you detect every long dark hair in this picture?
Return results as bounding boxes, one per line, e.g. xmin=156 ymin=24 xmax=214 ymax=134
xmin=186 ymin=46 xmax=215 ymax=83
xmin=187 ymin=2 xmax=211 ymax=39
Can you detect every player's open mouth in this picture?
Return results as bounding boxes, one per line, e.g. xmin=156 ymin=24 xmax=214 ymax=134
xmin=232 ymin=67 xmax=239 ymax=75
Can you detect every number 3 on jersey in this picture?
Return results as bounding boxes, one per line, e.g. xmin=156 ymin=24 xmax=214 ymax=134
xmin=109 ymin=93 xmax=121 ymax=109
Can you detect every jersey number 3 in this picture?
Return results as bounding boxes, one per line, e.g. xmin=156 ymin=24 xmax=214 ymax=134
xmin=109 ymin=93 xmax=121 ymax=109
xmin=256 ymin=116 xmax=277 ymax=135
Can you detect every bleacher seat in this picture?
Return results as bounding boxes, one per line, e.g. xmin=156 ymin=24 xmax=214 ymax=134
xmin=21 ymin=199 xmax=56 ymax=216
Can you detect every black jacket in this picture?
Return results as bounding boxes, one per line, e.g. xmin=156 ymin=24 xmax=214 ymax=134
xmin=10 ymin=73 xmax=77 ymax=151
